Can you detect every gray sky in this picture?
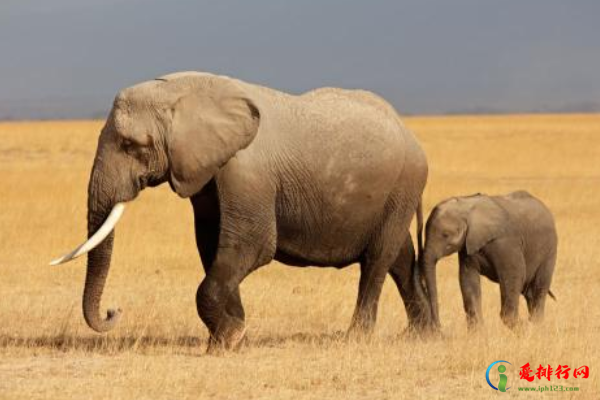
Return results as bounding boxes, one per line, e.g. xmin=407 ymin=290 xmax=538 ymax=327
xmin=1 ymin=0 xmax=599 ymax=118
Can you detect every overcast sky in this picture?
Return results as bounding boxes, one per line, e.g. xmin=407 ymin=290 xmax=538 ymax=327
xmin=1 ymin=0 xmax=599 ymax=118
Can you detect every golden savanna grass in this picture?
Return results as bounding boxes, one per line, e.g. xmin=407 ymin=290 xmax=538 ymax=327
xmin=0 ymin=114 xmax=599 ymax=399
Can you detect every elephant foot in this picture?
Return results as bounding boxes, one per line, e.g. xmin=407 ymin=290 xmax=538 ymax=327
xmin=206 ymin=319 xmax=247 ymax=354
xmin=507 ymin=320 xmax=528 ymax=336
xmin=501 ymin=315 xmax=520 ymax=331
xmin=466 ymin=320 xmax=483 ymax=333
xmin=403 ymin=323 xmax=444 ymax=340
xmin=407 ymin=316 xmax=439 ymax=336
xmin=529 ymin=313 xmax=544 ymax=324
xmin=345 ymin=324 xmax=375 ymax=343
xmin=403 ymin=323 xmax=428 ymax=338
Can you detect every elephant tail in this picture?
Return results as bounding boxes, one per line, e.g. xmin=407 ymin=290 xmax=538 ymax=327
xmin=414 ymin=198 xmax=426 ymax=294
xmin=549 ymin=289 xmax=557 ymax=301
xmin=416 ymin=198 xmax=424 ymax=264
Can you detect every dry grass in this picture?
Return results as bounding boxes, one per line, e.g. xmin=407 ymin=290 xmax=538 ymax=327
xmin=0 ymin=115 xmax=599 ymax=399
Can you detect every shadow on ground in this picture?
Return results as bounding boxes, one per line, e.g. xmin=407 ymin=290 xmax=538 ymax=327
xmin=250 ymin=331 xmax=347 ymax=348
xmin=0 ymin=328 xmax=430 ymax=354
xmin=0 ymin=334 xmax=204 ymax=353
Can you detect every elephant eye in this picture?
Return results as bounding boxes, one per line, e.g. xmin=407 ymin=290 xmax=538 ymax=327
xmin=122 ymin=139 xmax=134 ymax=151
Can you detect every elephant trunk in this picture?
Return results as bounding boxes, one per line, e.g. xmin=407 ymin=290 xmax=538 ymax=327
xmin=83 ymin=169 xmax=122 ymax=333
xmin=412 ymin=199 xmax=434 ymax=330
xmin=412 ymin=258 xmax=433 ymax=329
xmin=423 ymin=251 xmax=441 ymax=329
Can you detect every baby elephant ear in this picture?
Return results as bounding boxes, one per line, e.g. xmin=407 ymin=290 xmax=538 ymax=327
xmin=465 ymin=197 xmax=508 ymax=255
xmin=167 ymin=82 xmax=260 ymax=198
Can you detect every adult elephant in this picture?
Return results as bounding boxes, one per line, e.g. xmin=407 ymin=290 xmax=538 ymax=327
xmin=52 ymin=71 xmax=431 ymax=351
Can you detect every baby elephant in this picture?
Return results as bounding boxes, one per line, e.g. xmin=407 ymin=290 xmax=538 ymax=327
xmin=421 ymin=191 xmax=557 ymax=329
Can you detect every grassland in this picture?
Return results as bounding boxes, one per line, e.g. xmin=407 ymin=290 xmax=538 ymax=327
xmin=0 ymin=114 xmax=598 ymax=399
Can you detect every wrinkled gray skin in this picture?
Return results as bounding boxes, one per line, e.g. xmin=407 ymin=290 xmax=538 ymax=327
xmin=83 ymin=71 xmax=431 ymax=351
xmin=422 ymin=191 xmax=557 ymax=329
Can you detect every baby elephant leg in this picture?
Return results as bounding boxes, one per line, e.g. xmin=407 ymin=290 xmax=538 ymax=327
xmin=499 ymin=280 xmax=522 ymax=329
xmin=525 ymin=252 xmax=557 ymax=323
xmin=459 ymin=255 xmax=483 ymax=328
xmin=499 ymin=265 xmax=527 ymax=328
xmin=486 ymin=242 xmax=527 ymax=329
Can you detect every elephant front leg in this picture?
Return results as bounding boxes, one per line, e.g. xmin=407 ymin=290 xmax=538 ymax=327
xmin=499 ymin=281 xmax=522 ymax=329
xmin=193 ymin=217 xmax=247 ymax=349
xmin=194 ymin=168 xmax=276 ymax=353
xmin=196 ymin=219 xmax=276 ymax=352
xmin=459 ymin=255 xmax=483 ymax=329
xmin=497 ymin=258 xmax=527 ymax=329
xmin=196 ymin=255 xmax=248 ymax=353
xmin=193 ymin=220 xmax=246 ymax=330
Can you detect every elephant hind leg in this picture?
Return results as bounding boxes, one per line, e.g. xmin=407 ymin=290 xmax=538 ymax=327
xmin=349 ymin=209 xmax=411 ymax=337
xmin=487 ymin=242 xmax=527 ymax=329
xmin=525 ymin=254 xmax=556 ymax=323
xmin=524 ymin=284 xmax=547 ymax=323
xmin=349 ymin=259 xmax=388 ymax=335
xmin=388 ymin=234 xmax=430 ymax=331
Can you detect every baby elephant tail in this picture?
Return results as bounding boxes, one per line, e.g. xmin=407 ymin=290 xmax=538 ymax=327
xmin=548 ymin=289 xmax=557 ymax=301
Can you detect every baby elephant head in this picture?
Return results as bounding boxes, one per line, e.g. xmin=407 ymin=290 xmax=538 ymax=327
xmin=421 ymin=194 xmax=507 ymax=327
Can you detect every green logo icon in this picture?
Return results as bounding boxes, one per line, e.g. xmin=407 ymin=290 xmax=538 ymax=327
xmin=497 ymin=365 xmax=508 ymax=392
xmin=486 ymin=361 xmax=511 ymax=391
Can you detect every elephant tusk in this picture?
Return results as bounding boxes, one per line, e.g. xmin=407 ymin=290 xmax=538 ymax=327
xmin=50 ymin=203 xmax=127 ymax=266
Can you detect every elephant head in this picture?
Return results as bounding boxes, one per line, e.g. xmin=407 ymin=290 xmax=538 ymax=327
xmin=51 ymin=72 xmax=261 ymax=333
xmin=422 ymin=194 xmax=506 ymax=327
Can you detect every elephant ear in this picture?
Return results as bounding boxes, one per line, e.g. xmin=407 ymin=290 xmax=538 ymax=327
xmin=167 ymin=80 xmax=260 ymax=198
xmin=465 ymin=197 xmax=508 ymax=255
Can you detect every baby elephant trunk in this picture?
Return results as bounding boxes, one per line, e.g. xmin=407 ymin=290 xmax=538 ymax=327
xmin=422 ymin=252 xmax=441 ymax=329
